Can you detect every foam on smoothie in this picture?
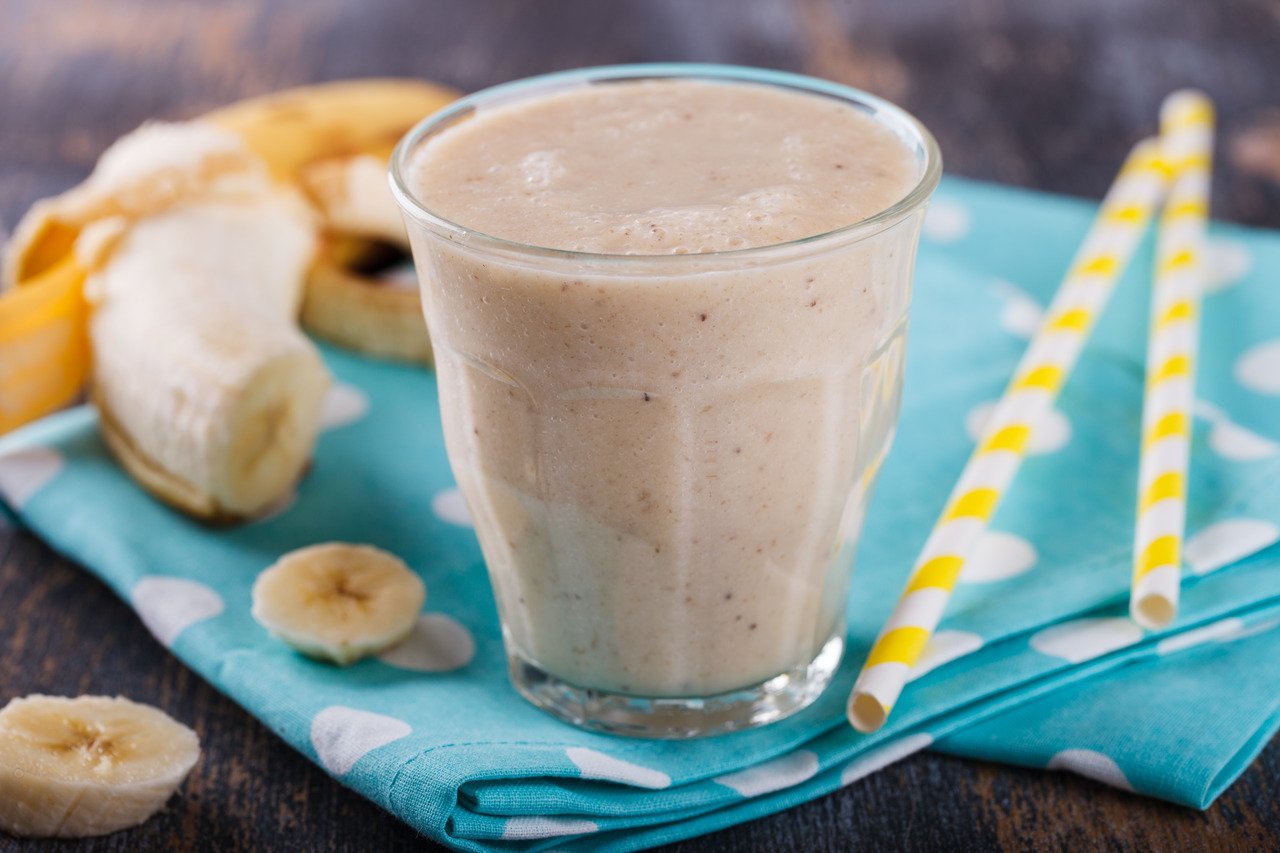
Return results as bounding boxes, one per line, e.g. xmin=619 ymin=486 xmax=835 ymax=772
xmin=408 ymin=80 xmax=918 ymax=254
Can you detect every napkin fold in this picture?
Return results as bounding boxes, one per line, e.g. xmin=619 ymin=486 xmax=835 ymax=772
xmin=2 ymin=176 xmax=1279 ymax=851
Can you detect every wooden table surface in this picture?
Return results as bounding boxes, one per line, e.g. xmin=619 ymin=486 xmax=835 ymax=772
xmin=3 ymin=1 xmax=1279 ymax=850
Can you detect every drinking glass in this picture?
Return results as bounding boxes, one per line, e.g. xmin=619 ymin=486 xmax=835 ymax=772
xmin=391 ymin=64 xmax=940 ymax=737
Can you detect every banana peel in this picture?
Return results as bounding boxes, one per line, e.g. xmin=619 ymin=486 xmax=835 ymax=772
xmin=0 ymin=78 xmax=456 ymax=437
xmin=204 ymin=78 xmax=458 ymax=182
xmin=0 ymin=256 xmax=89 ymax=434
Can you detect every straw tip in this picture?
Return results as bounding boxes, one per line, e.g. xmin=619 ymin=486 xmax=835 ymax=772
xmin=1131 ymin=594 xmax=1177 ymax=630
xmin=1160 ymin=90 xmax=1215 ymax=130
xmin=847 ymin=691 xmax=889 ymax=734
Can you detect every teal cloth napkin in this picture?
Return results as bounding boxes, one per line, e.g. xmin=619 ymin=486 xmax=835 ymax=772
xmin=3 ymin=176 xmax=1280 ymax=851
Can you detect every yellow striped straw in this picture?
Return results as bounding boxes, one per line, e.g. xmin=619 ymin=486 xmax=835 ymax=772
xmin=1130 ymin=91 xmax=1215 ymax=629
xmin=848 ymin=138 xmax=1171 ymax=734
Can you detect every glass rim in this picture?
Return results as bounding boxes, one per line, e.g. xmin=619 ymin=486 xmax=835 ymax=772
xmin=389 ymin=63 xmax=942 ymax=267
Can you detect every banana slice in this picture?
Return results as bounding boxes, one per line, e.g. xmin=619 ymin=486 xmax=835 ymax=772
xmin=252 ymin=543 xmax=426 ymax=665
xmin=0 ymin=695 xmax=200 ymax=838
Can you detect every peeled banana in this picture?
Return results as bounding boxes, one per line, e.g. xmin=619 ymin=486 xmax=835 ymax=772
xmin=0 ymin=120 xmax=277 ymax=437
xmin=1 ymin=78 xmax=451 ymax=443
xmin=85 ymin=163 xmax=330 ymax=518
xmin=252 ymin=542 xmax=426 ymax=665
xmin=0 ymin=695 xmax=200 ymax=838
xmin=7 ymin=121 xmax=331 ymax=520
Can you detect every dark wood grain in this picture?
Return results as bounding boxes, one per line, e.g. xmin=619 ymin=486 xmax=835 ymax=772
xmin=2 ymin=1 xmax=1279 ymax=850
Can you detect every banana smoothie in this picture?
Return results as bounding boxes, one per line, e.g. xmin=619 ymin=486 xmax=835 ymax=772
xmin=395 ymin=68 xmax=936 ymax=732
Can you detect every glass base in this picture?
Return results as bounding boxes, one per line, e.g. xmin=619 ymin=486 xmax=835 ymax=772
xmin=507 ymin=630 xmax=845 ymax=739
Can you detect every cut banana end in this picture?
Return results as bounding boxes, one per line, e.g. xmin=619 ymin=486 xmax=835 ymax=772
xmin=0 ymin=695 xmax=200 ymax=838
xmin=252 ymin=543 xmax=426 ymax=665
xmin=218 ymin=349 xmax=330 ymax=513
xmin=302 ymin=237 xmax=433 ymax=365
xmin=95 ymin=345 xmax=329 ymax=521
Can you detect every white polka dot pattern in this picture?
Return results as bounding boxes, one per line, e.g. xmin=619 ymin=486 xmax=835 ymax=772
xmin=431 ymin=487 xmax=474 ymax=527
xmin=923 ymin=197 xmax=971 ymax=243
xmin=311 ymin=706 xmax=411 ymax=776
xmin=565 ymin=747 xmax=671 ymax=789
xmin=377 ymin=614 xmax=476 ymax=672
xmin=1156 ymin=617 xmax=1245 ymax=655
xmin=960 ymin=531 xmax=1038 ymax=583
xmin=906 ymin=631 xmax=984 ymax=682
xmin=1047 ymin=749 xmax=1133 ymax=791
xmin=320 ymin=383 xmax=370 ymax=429
xmin=1202 ymin=238 xmax=1251 ymax=292
xmin=841 ymin=734 xmax=934 ymax=786
xmin=502 ymin=817 xmax=598 ymax=840
xmin=131 ymin=577 xmax=224 ymax=647
xmin=1184 ymin=518 xmax=1280 ymax=575
xmin=1235 ymin=340 xmax=1280 ymax=395
xmin=1029 ymin=618 xmax=1143 ymax=664
xmin=714 ymin=750 xmax=819 ymax=798
xmin=0 ymin=447 xmax=64 ymax=508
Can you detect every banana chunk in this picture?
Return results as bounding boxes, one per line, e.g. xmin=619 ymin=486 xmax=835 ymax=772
xmin=0 ymin=695 xmax=200 ymax=838
xmin=252 ymin=543 xmax=426 ymax=665
xmin=19 ymin=120 xmax=331 ymax=521
xmin=86 ymin=190 xmax=328 ymax=520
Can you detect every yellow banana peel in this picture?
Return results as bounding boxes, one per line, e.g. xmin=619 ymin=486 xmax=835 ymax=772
xmin=204 ymin=78 xmax=460 ymax=181
xmin=0 ymin=256 xmax=89 ymax=434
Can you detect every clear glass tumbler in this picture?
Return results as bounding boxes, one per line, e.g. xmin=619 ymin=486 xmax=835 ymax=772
xmin=391 ymin=64 xmax=940 ymax=738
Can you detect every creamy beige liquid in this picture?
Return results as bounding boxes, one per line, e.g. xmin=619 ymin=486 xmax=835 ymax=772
xmin=407 ymin=80 xmax=922 ymax=696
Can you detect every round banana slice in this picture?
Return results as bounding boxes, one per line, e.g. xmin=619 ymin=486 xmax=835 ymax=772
xmin=301 ymin=236 xmax=432 ymax=365
xmin=0 ymin=695 xmax=200 ymax=838
xmin=252 ymin=542 xmax=426 ymax=665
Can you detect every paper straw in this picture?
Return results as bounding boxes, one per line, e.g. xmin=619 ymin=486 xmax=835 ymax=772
xmin=847 ymin=139 xmax=1170 ymax=734
xmin=1130 ymin=91 xmax=1215 ymax=629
